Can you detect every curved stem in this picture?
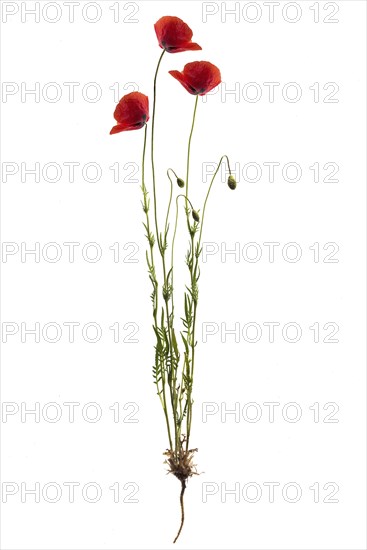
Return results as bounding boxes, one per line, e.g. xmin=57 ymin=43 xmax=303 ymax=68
xmin=185 ymin=95 xmax=199 ymax=227
xmin=197 ymin=155 xmax=232 ymax=249
xmin=186 ymin=155 xmax=232 ymax=448
xmin=164 ymin=169 xmax=176 ymax=241
xmin=171 ymin=194 xmax=196 ymax=277
xmin=151 ymin=49 xmax=165 ymax=252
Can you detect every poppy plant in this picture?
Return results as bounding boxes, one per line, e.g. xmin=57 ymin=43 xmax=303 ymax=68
xmin=110 ymin=91 xmax=149 ymax=134
xmin=154 ymin=15 xmax=201 ymax=53
xmin=169 ymin=61 xmax=221 ymax=95
xmin=109 ymin=15 xmax=236 ymax=545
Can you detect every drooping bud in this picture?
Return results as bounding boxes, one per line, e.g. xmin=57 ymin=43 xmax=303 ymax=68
xmin=192 ymin=210 xmax=200 ymax=223
xmin=177 ymin=178 xmax=185 ymax=188
xmin=227 ymin=175 xmax=237 ymax=190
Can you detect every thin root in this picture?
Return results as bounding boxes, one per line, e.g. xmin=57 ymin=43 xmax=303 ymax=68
xmin=173 ymin=479 xmax=186 ymax=544
xmin=163 ymin=436 xmax=199 ymax=543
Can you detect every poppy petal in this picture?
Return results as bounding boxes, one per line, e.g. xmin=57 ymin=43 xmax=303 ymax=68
xmin=110 ymin=124 xmax=125 ymax=135
xmin=169 ymin=70 xmax=197 ymax=95
xmin=154 ymin=16 xmax=201 ymax=53
xmin=168 ymin=42 xmax=202 ymax=53
xmin=110 ymin=91 xmax=149 ymax=134
xmin=169 ymin=62 xmax=221 ymax=96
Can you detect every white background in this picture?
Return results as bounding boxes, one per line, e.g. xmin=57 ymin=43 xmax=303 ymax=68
xmin=1 ymin=1 xmax=366 ymax=549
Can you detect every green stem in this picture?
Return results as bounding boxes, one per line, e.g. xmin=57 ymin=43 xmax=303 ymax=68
xmin=171 ymin=194 xmax=196 ymax=289
xmin=172 ymin=194 xmax=196 ymax=443
xmin=183 ymin=96 xmax=199 ymax=451
xmin=150 ymin=49 xmax=180 ymax=454
xmin=165 ymin=169 xmax=184 ymax=454
xmin=167 ymin=169 xmax=179 ymax=337
xmin=141 ymin=124 xmax=173 ymax=450
xmin=172 ymin=193 xmax=196 ymax=433
xmin=186 ymin=155 xmax=232 ymax=446
xmin=197 ymin=155 xmax=232 ymax=249
xmin=165 ymin=168 xmax=181 ymax=239
xmin=151 ymin=49 xmax=165 ymax=253
xmin=185 ymin=95 xmax=199 ymax=227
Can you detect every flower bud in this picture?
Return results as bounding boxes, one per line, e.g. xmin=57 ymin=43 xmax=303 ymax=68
xmin=177 ymin=178 xmax=185 ymax=188
xmin=192 ymin=210 xmax=200 ymax=223
xmin=227 ymin=175 xmax=237 ymax=190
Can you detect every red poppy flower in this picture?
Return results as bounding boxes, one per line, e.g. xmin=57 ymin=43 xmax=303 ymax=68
xmin=154 ymin=16 xmax=201 ymax=53
xmin=169 ymin=61 xmax=221 ymax=96
xmin=110 ymin=92 xmax=149 ymax=135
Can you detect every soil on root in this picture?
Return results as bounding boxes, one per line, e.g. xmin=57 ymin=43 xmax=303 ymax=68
xmin=164 ymin=443 xmax=199 ymax=543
